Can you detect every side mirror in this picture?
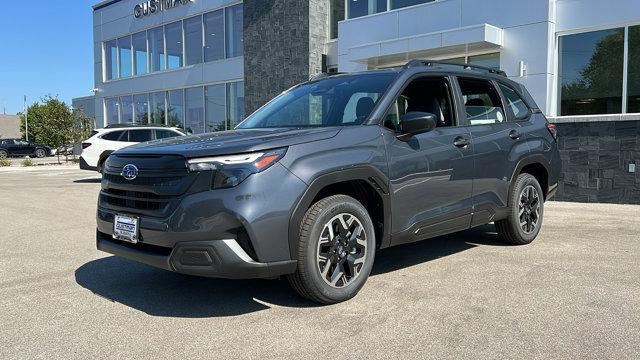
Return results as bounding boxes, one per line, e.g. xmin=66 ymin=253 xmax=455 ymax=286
xmin=399 ymin=112 xmax=437 ymax=136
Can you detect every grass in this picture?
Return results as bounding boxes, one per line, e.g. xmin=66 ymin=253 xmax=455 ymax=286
xmin=21 ymin=158 xmax=34 ymax=167
xmin=0 ymin=159 xmax=11 ymax=167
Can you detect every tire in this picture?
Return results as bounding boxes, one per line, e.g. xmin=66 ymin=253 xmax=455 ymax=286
xmin=35 ymin=149 xmax=46 ymax=158
xmin=496 ymin=173 xmax=544 ymax=245
xmin=287 ymin=195 xmax=376 ymax=304
xmin=0 ymin=150 xmax=7 ymax=159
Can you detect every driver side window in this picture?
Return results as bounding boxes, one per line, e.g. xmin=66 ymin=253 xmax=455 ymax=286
xmin=384 ymin=76 xmax=455 ymax=132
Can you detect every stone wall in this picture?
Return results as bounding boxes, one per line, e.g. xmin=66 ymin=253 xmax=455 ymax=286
xmin=554 ymin=120 xmax=640 ymax=204
xmin=243 ymin=0 xmax=329 ymax=114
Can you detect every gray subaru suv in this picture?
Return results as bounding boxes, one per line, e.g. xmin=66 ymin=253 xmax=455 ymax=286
xmin=96 ymin=61 xmax=560 ymax=304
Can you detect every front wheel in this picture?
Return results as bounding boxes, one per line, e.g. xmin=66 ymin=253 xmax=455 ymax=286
xmin=287 ymin=195 xmax=376 ymax=304
xmin=35 ymin=149 xmax=46 ymax=158
xmin=496 ymin=173 xmax=544 ymax=245
xmin=0 ymin=150 xmax=7 ymax=159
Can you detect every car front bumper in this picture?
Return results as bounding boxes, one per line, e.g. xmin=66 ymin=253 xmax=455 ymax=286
xmin=96 ymin=230 xmax=296 ymax=279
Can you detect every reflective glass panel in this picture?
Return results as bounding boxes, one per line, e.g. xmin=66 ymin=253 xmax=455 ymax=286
xmin=105 ymin=40 xmax=118 ymax=80
xmin=227 ymin=81 xmax=245 ymax=129
xmin=132 ymin=31 xmax=148 ymax=75
xmin=184 ymin=16 xmax=203 ymax=66
xmin=165 ymin=21 xmax=183 ymax=69
xmin=225 ymin=4 xmax=243 ymax=58
xmin=205 ymin=84 xmax=226 ymax=131
xmin=118 ymin=36 xmax=132 ymax=78
xmin=628 ymin=26 xmax=640 ymax=113
xmin=150 ymin=91 xmax=166 ymax=125
xmin=559 ymin=28 xmax=624 ymax=115
xmin=185 ymin=87 xmax=205 ymax=134
xmin=120 ymin=95 xmax=134 ymax=123
xmin=204 ymin=9 xmax=225 ymax=61
xmin=148 ymin=26 xmax=165 ymax=72
xmin=168 ymin=89 xmax=185 ymax=128
xmin=133 ymin=94 xmax=149 ymax=124
xmin=347 ymin=0 xmax=386 ymax=18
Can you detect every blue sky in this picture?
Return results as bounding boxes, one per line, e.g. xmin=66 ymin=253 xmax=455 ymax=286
xmin=0 ymin=1 xmax=94 ymax=115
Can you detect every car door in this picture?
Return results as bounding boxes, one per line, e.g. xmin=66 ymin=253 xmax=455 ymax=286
xmin=2 ymin=139 xmax=17 ymax=155
xmin=382 ymin=75 xmax=475 ymax=245
xmin=13 ymin=140 xmax=32 ymax=156
xmin=454 ymin=77 xmax=530 ymax=225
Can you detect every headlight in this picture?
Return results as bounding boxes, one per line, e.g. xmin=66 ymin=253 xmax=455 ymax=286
xmin=187 ymin=148 xmax=287 ymax=189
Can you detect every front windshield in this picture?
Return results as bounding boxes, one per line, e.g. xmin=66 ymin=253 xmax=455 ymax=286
xmin=237 ymin=72 xmax=397 ymax=129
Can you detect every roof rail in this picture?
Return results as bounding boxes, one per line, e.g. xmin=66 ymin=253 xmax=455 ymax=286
xmin=403 ymin=59 xmax=507 ymax=77
xmin=309 ymin=71 xmax=346 ymax=81
xmin=104 ymin=123 xmax=176 ymax=129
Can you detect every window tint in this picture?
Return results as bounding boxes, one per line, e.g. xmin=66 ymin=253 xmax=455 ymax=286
xmin=498 ymin=83 xmax=529 ymax=119
xmin=384 ymin=76 xmax=455 ymax=132
xmin=458 ymin=78 xmax=506 ymax=125
xmin=101 ymin=131 xmax=125 ymax=141
xmin=2 ymin=139 xmax=15 ymax=145
xmin=128 ymin=130 xmax=153 ymax=142
xmin=156 ymin=130 xmax=182 ymax=139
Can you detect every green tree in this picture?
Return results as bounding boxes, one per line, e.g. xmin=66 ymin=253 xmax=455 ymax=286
xmin=69 ymin=108 xmax=94 ymax=160
xmin=19 ymin=96 xmax=74 ymax=163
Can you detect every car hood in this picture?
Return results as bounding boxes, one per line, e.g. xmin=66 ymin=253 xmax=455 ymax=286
xmin=115 ymin=127 xmax=342 ymax=158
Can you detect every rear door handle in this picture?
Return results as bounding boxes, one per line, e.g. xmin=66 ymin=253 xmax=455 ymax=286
xmin=509 ymin=129 xmax=521 ymax=140
xmin=453 ymin=136 xmax=471 ymax=148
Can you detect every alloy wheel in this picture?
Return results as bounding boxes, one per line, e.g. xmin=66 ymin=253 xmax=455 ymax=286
xmin=36 ymin=149 xmax=45 ymax=158
xmin=519 ymin=185 xmax=541 ymax=234
xmin=0 ymin=150 xmax=7 ymax=159
xmin=316 ymin=213 xmax=367 ymax=288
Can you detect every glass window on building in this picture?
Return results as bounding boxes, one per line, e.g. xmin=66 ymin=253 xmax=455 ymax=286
xmin=468 ymin=53 xmax=500 ymax=69
xmin=150 ymin=91 xmax=166 ymax=125
xmin=559 ymin=28 xmax=624 ymax=116
xmin=165 ymin=21 xmax=184 ymax=69
xmin=132 ymin=31 xmax=148 ymax=76
xmin=105 ymin=40 xmax=118 ymax=81
xmin=148 ymin=26 xmax=165 ymax=72
xmin=205 ymin=84 xmax=227 ymax=131
xmin=185 ymin=87 xmax=205 ymax=134
xmin=391 ymin=0 xmax=434 ymax=10
xmin=348 ymin=0 xmax=387 ymax=19
xmin=204 ymin=9 xmax=225 ymax=61
xmin=105 ymin=98 xmax=120 ymax=125
xmin=120 ymin=95 xmax=134 ymax=123
xmin=168 ymin=89 xmax=185 ymax=128
xmin=225 ymin=4 xmax=243 ymax=58
xmin=628 ymin=25 xmax=640 ymax=113
xmin=330 ymin=0 xmax=345 ymax=39
xmin=184 ymin=16 xmax=203 ymax=66
xmin=227 ymin=81 xmax=245 ymax=129
xmin=133 ymin=94 xmax=149 ymax=124
xmin=118 ymin=36 xmax=132 ymax=78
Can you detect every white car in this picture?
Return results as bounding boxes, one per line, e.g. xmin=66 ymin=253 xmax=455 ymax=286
xmin=79 ymin=125 xmax=186 ymax=172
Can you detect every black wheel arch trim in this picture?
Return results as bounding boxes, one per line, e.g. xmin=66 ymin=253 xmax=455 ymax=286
xmin=98 ymin=150 xmax=115 ymax=171
xmin=287 ymin=166 xmax=392 ymax=261
xmin=508 ymin=154 xmax=552 ymax=204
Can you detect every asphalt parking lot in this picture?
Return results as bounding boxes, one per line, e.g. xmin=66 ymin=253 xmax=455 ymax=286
xmin=1 ymin=166 xmax=638 ymax=359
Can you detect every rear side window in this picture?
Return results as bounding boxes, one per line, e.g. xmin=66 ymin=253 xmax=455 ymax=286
xmin=101 ymin=130 xmax=125 ymax=141
xmin=458 ymin=78 xmax=506 ymax=125
xmin=128 ymin=130 xmax=153 ymax=142
xmin=498 ymin=83 xmax=530 ymax=119
xmin=1 ymin=139 xmax=15 ymax=145
xmin=156 ymin=130 xmax=182 ymax=139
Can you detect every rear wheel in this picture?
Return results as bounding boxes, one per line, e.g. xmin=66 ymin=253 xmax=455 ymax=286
xmin=496 ymin=173 xmax=544 ymax=245
xmin=0 ymin=150 xmax=7 ymax=159
xmin=287 ymin=195 xmax=376 ymax=304
xmin=35 ymin=149 xmax=46 ymax=158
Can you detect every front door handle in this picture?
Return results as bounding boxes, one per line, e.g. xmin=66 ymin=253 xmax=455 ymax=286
xmin=509 ymin=129 xmax=521 ymax=140
xmin=453 ymin=136 xmax=471 ymax=148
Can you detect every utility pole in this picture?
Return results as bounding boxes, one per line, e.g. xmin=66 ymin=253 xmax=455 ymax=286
xmin=24 ymin=95 xmax=29 ymax=142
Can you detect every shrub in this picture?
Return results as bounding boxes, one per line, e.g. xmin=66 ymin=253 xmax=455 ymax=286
xmin=21 ymin=158 xmax=34 ymax=167
xmin=0 ymin=159 xmax=11 ymax=167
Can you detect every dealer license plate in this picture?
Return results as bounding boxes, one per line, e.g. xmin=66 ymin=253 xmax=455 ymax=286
xmin=113 ymin=215 xmax=139 ymax=243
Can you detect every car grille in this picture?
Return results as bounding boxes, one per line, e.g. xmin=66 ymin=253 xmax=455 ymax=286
xmin=99 ymin=154 xmax=199 ymax=217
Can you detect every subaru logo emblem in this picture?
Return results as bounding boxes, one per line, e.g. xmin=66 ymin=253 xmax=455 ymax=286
xmin=121 ymin=164 xmax=139 ymax=181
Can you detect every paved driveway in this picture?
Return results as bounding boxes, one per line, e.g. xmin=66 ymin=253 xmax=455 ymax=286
xmin=0 ymin=167 xmax=638 ymax=359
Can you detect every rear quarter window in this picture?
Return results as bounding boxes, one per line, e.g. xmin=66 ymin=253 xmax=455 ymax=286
xmin=101 ymin=130 xmax=125 ymax=141
xmin=498 ymin=83 xmax=530 ymax=119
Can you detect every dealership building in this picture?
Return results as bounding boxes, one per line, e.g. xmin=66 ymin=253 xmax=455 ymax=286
xmin=79 ymin=0 xmax=639 ymax=203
